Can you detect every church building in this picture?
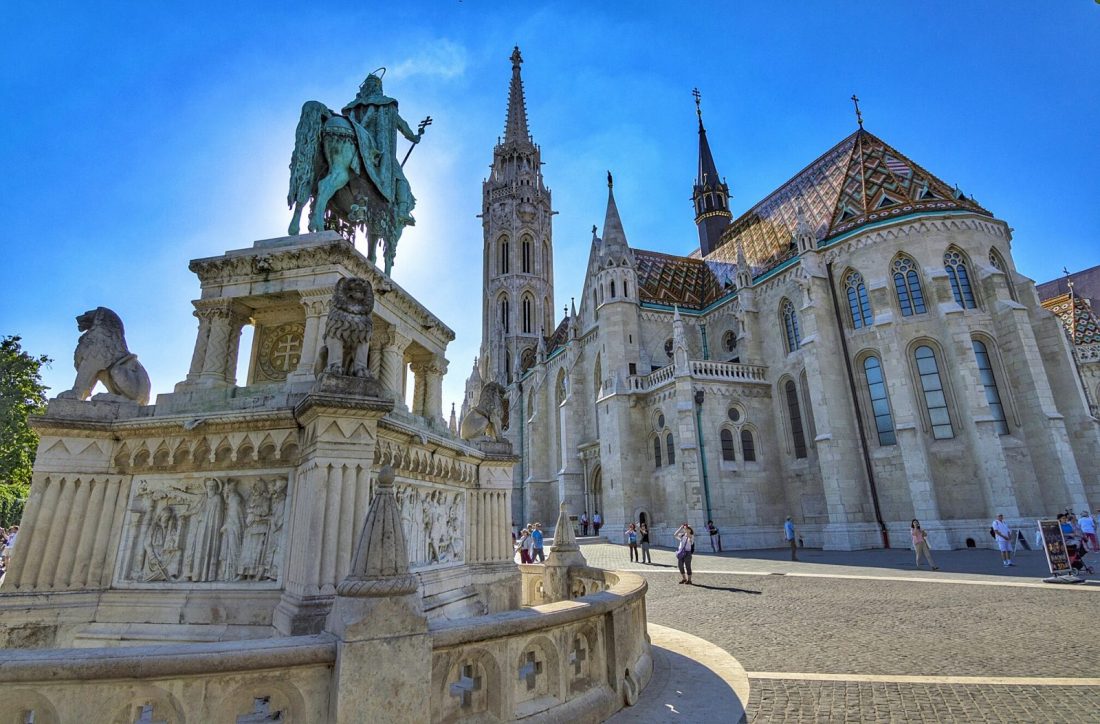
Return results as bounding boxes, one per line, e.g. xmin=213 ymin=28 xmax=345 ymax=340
xmin=468 ymin=48 xmax=1100 ymax=550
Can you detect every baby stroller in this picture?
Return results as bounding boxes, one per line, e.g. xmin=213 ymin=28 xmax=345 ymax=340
xmin=1067 ymin=542 xmax=1094 ymax=575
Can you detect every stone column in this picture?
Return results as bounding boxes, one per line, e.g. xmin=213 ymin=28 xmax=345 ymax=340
xmin=423 ymin=356 xmax=448 ymax=428
xmin=224 ymin=309 xmax=250 ymax=386
xmin=410 ymin=359 xmax=429 ymax=418
xmin=274 ymin=392 xmax=394 ymax=635
xmin=193 ymin=301 xmax=239 ymax=387
xmin=379 ymin=331 xmax=411 ymax=408
xmin=290 ymin=294 xmax=330 ymax=382
xmin=183 ymin=309 xmax=212 ymax=384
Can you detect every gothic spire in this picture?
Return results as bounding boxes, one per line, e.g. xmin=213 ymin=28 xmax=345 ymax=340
xmin=603 ymin=171 xmax=627 ymax=248
xmin=503 ymin=46 xmax=531 ymax=145
xmin=691 ymin=88 xmax=732 ymax=257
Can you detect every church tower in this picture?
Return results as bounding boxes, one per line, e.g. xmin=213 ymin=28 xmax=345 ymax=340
xmin=479 ymin=46 xmax=555 ymax=384
xmin=691 ymin=89 xmax=731 ymax=257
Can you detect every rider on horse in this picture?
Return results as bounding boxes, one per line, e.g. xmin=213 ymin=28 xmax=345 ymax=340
xmin=342 ymin=72 xmax=419 ymax=228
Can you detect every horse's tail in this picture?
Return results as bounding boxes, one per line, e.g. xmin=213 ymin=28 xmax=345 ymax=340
xmin=288 ymin=100 xmax=330 ymax=208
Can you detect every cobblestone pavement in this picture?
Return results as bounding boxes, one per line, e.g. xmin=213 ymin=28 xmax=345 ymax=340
xmin=577 ymin=543 xmax=1100 ymax=722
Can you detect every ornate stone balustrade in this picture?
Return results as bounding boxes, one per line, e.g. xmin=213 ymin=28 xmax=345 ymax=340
xmin=690 ymin=359 xmax=768 ymax=382
xmin=0 ymin=568 xmax=649 ymax=723
xmin=627 ymin=359 xmax=769 ymax=392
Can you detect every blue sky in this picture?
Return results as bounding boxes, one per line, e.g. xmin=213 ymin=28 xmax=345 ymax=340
xmin=2 ymin=2 xmax=1098 ymax=414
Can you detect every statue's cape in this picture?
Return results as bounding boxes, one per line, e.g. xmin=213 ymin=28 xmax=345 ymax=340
xmin=346 ymin=117 xmax=392 ymax=202
xmin=342 ymin=94 xmax=398 ymax=113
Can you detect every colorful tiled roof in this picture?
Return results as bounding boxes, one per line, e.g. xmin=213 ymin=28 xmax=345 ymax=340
xmin=634 ymin=250 xmax=735 ymax=309
xmin=706 ymin=129 xmax=992 ymax=267
xmin=1042 ymin=293 xmax=1100 ymax=346
xmin=544 ymin=315 xmax=570 ymax=355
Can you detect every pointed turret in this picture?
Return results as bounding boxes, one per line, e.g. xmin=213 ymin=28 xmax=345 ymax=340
xmin=503 ymin=46 xmax=531 ymax=146
xmin=793 ymin=201 xmax=815 ymax=254
xmin=691 ymin=89 xmax=732 ymax=257
xmin=599 ymin=172 xmax=634 ymax=269
xmin=735 ymin=240 xmax=753 ymax=290
xmin=448 ymin=403 xmax=458 ymax=435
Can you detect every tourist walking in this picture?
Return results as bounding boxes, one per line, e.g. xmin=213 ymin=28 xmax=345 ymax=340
xmin=784 ymin=517 xmax=797 ymax=561
xmin=992 ymin=514 xmax=1014 ymax=566
xmin=532 ymin=522 xmax=545 ymax=563
xmin=518 ymin=526 xmax=532 ymax=564
xmin=910 ymin=520 xmax=938 ymax=570
xmin=1 ymin=525 xmax=18 ymax=570
xmin=639 ymin=523 xmax=652 ymax=563
xmin=625 ymin=524 xmax=639 ymax=562
xmin=1081 ymin=510 xmax=1099 ymax=553
xmin=580 ymin=511 xmax=589 ymax=537
xmin=707 ymin=520 xmax=722 ymax=552
xmin=593 ymin=511 xmax=602 ymax=536
xmin=675 ymin=523 xmax=694 ymax=585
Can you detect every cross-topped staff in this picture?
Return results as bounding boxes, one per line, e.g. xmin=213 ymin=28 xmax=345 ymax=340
xmin=851 ymin=94 xmax=864 ymax=128
xmin=692 ymin=87 xmax=702 ymax=119
xmin=401 ymin=116 xmax=433 ymax=167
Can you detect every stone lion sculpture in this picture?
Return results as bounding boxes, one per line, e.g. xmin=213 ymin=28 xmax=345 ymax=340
xmin=57 ymin=307 xmax=152 ymax=405
xmin=316 ymin=277 xmax=374 ymax=377
xmin=460 ymin=381 xmax=507 ymax=442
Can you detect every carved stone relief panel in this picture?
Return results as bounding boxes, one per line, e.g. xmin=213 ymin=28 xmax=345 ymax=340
xmin=254 ymin=323 xmax=305 ymax=383
xmin=394 ymin=482 xmax=465 ymax=570
xmin=118 ymin=474 xmax=289 ymax=586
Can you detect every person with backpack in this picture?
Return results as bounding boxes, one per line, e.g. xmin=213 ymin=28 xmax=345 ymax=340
xmin=625 ymin=523 xmax=639 ymax=562
xmin=674 ymin=523 xmax=695 ymax=585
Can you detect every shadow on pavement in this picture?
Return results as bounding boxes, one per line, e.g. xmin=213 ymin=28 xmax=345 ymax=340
xmin=606 ymin=645 xmax=746 ymax=723
xmin=688 ymin=583 xmax=762 ymax=594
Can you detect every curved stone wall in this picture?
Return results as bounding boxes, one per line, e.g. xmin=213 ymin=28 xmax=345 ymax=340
xmin=0 ymin=568 xmax=650 ymax=723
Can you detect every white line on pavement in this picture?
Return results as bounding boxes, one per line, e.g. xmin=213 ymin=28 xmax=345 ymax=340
xmin=748 ymin=671 xmax=1100 ymax=686
xmin=600 ymin=566 xmax=1100 ymax=591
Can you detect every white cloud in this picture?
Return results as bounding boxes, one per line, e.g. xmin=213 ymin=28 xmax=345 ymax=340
xmin=389 ymin=39 xmax=468 ymax=81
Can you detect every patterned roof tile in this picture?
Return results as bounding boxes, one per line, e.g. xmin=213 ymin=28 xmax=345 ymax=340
xmin=634 ymin=249 xmax=735 ymax=309
xmin=1042 ymin=293 xmax=1100 ymax=346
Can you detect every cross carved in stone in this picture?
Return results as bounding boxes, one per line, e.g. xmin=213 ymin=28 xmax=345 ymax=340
xmin=237 ymin=696 xmax=284 ymax=722
xmin=518 ymin=650 xmax=544 ymax=691
xmin=449 ymin=663 xmax=482 ymax=709
xmin=134 ymin=704 xmax=167 ymax=724
xmin=570 ymin=636 xmax=588 ymax=677
xmin=271 ymin=334 xmax=302 ymax=372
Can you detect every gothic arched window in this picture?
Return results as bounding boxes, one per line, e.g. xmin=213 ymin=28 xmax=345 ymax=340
xmin=892 ymin=256 xmax=927 ymax=317
xmin=720 ymin=428 xmax=735 ymax=461
xmin=499 ymin=294 xmax=510 ymax=334
xmin=972 ymin=339 xmax=1009 ymax=435
xmin=989 ymin=248 xmax=1017 ymax=302
xmin=782 ymin=299 xmax=801 ymax=353
xmin=653 ymin=436 xmax=662 ymax=468
xmin=499 ymin=236 xmax=510 ymax=275
xmin=522 ymin=294 xmax=534 ymax=334
xmin=914 ymin=345 xmax=954 ymax=439
xmin=863 ymin=355 xmax=896 ymax=446
xmin=785 ymin=379 xmax=808 ymax=458
xmin=844 ymin=269 xmax=874 ymax=329
xmin=666 ymin=432 xmax=675 ymax=465
xmin=741 ymin=429 xmax=756 ymax=461
xmin=944 ymin=248 xmax=977 ymax=309
xmin=522 ymin=236 xmax=532 ymax=273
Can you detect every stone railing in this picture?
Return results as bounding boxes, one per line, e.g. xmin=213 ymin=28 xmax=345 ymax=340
xmin=690 ymin=360 xmax=768 ymax=383
xmin=431 ymin=566 xmax=650 ymax=721
xmin=0 ymin=567 xmax=650 ymax=724
xmin=628 ymin=360 xmax=769 ymax=392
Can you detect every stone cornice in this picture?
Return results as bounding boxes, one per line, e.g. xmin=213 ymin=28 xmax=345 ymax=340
xmin=821 ymin=214 xmax=1010 ymax=265
xmin=188 ymin=235 xmax=455 ymax=346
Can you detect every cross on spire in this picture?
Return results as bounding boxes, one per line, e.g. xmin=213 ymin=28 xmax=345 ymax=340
xmin=692 ymin=87 xmax=702 ymax=123
xmin=851 ymin=94 xmax=864 ymax=129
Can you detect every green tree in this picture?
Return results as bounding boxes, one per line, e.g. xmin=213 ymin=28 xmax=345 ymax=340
xmin=0 ymin=335 xmax=51 ymax=526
